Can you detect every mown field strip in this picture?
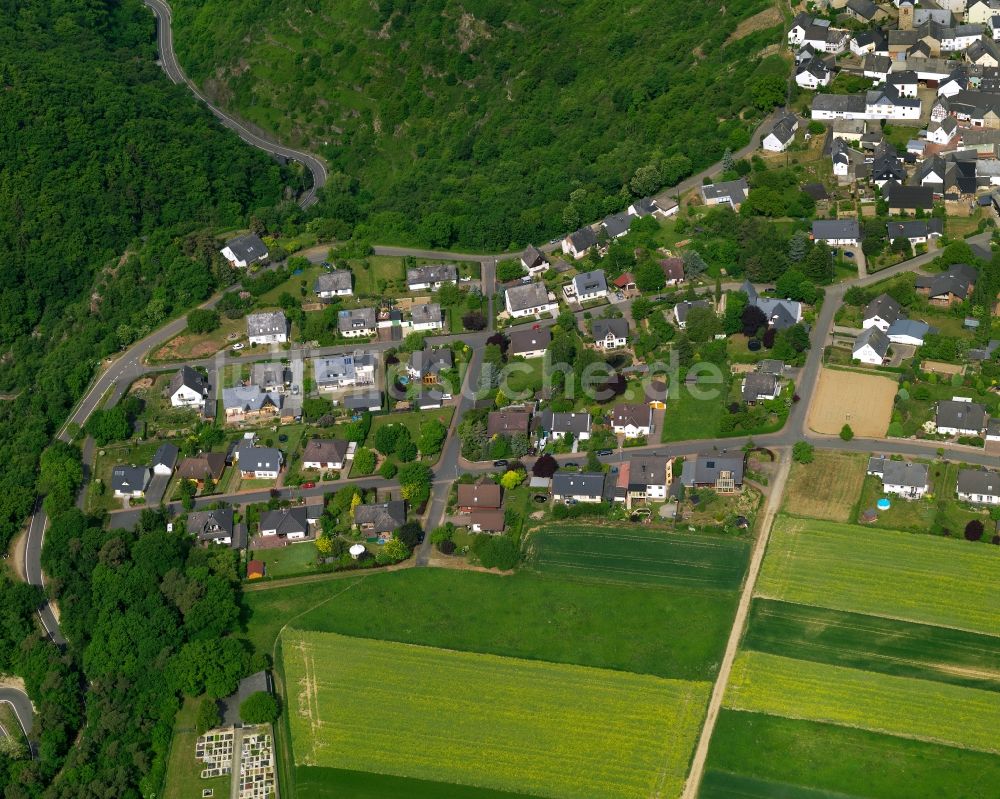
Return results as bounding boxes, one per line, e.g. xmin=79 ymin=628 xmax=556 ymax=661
xmin=699 ymin=770 xmax=860 ymax=799
xmin=743 ymin=599 xmax=1000 ymax=692
xmin=756 ymin=516 xmax=1000 ymax=636
xmin=528 ymin=525 xmax=750 ymax=590
xmin=724 ymin=652 xmax=1000 ymax=754
xmin=282 ymin=629 xmax=711 ymax=799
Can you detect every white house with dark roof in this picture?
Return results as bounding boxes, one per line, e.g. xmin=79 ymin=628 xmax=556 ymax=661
xmin=562 ymin=226 xmax=598 ymax=260
xmin=338 ymin=307 xmax=377 ymax=338
xmin=614 ymin=456 xmax=672 ymax=507
xmin=796 ymin=57 xmax=833 ymax=89
xmin=520 ymin=245 xmax=548 ymax=276
xmin=568 ymin=270 xmax=608 ymax=303
xmin=628 ymin=197 xmax=664 ymax=217
xmin=246 ymin=311 xmax=288 ymax=345
xmin=863 ymin=293 xmax=904 ymax=332
xmin=222 ymin=386 xmax=281 ymax=423
xmin=602 ymin=212 xmax=633 ymax=239
xmin=407 ymin=264 xmax=458 ymax=291
xmin=151 ymin=443 xmax=178 ymax=477
xmin=886 ymin=319 xmax=934 ymax=346
xmin=742 ymin=372 xmax=780 ymax=404
xmin=886 ymin=220 xmax=943 ymax=247
xmin=508 ymin=328 xmax=550 ymax=359
xmin=867 ymin=457 xmax=929 ymax=499
xmin=853 ymin=327 xmax=891 ymax=364
xmin=611 ymin=403 xmax=652 ymax=438
xmin=260 ymin=507 xmax=309 ymax=538
xmin=504 ymin=282 xmax=559 ymax=318
xmin=551 ymin=472 xmax=606 ymax=503
xmin=168 ymin=366 xmax=207 ymax=409
xmin=592 ymin=318 xmax=629 ymax=349
xmin=935 ymin=399 xmax=988 ymax=435
xmin=220 ymin=233 xmax=268 ymax=268
xmin=763 ymin=115 xmax=799 ymax=152
xmin=314 ymin=270 xmax=353 ymax=298
xmin=112 ymin=465 xmax=151 ymax=498
xmin=742 ymin=282 xmax=802 ymax=331
xmin=956 ymin=468 xmax=1000 ymax=504
xmin=302 ymin=439 xmax=352 ymax=471
xmin=925 ymin=116 xmax=959 ymax=145
xmin=700 ymin=178 xmax=749 ymax=209
xmin=313 ymin=353 xmax=377 ymax=390
xmin=409 ymin=302 xmax=444 ymax=332
xmin=235 ymin=446 xmax=283 ymax=479
xmin=812 ymin=219 xmax=861 ymax=247
xmin=539 ymin=411 xmax=591 ymax=441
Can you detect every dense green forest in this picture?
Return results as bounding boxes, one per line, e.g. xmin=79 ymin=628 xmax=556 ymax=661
xmin=171 ymin=0 xmax=788 ymax=249
xmin=0 ymin=0 xmax=292 ymax=554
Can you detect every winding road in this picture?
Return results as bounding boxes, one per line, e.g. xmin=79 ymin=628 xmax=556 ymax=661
xmin=143 ymin=0 xmax=327 ymax=209
xmin=0 ymin=686 xmax=35 ymax=755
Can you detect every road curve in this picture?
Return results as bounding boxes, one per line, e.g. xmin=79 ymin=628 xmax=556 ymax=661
xmin=142 ymin=0 xmax=327 ymax=209
xmin=0 ymin=687 xmax=34 ymax=740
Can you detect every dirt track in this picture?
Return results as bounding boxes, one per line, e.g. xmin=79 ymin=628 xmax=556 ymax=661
xmin=807 ymin=368 xmax=896 ymax=437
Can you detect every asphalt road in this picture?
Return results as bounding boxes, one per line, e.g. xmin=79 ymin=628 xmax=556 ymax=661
xmin=0 ymin=687 xmax=34 ymax=739
xmin=143 ymin=0 xmax=327 ymax=209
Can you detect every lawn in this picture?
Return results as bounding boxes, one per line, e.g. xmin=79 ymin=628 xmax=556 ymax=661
xmin=702 ymin=710 xmax=1000 ymax=799
xmin=724 ymin=651 xmax=1000 ymax=754
xmin=525 ymin=524 xmax=750 ymax=590
xmin=781 ymin=450 xmax=866 ymax=523
xmin=743 ymin=599 xmax=1000 ymax=692
xmin=242 ymin=568 xmax=737 ymax=680
xmin=246 ymin=541 xmax=319 ymax=581
xmin=357 ymin=407 xmax=455 ymax=472
xmin=162 ymin=696 xmax=231 ymax=799
xmin=87 ymin=440 xmax=164 ymax=514
xmin=500 ymin=357 xmax=544 ymax=399
xmin=129 ymin=372 xmax=203 ymax=437
xmin=347 ymin=256 xmax=406 ymax=296
xmin=660 ymin=380 xmax=729 ymax=442
xmin=757 ymin=516 xmax=1000 ymax=636
xmin=281 ymin=629 xmax=710 ymax=799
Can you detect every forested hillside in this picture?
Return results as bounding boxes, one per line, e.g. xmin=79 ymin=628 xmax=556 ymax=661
xmin=0 ymin=0 xmax=290 ymax=553
xmin=172 ymin=0 xmax=788 ymax=250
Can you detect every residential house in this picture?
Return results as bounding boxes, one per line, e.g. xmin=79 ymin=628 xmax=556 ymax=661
xmin=111 ymin=465 xmax=150 ymax=498
xmin=592 ymin=318 xmax=629 ymax=350
xmin=508 ymin=328 xmax=550 ymax=359
xmin=409 ymin=302 xmax=445 ymax=332
xmin=313 ymin=270 xmax=353 ymax=299
xmin=235 ymin=446 xmax=283 ymax=479
xmin=867 ymin=457 xmax=930 ymax=498
xmin=742 ymin=372 xmax=780 ymax=404
xmin=926 ymin=116 xmax=959 ymax=145
xmin=956 ymin=468 xmax=1000 ymax=503
xmin=787 ymin=14 xmax=850 ymax=52
xmin=863 ymin=293 xmax=904 ymax=332
xmin=551 ymin=472 xmax=606 ymax=503
xmin=742 ymin=282 xmax=803 ymax=330
xmin=763 ymin=115 xmax=799 ymax=151
xmin=853 ymin=327 xmax=892 ymax=364
xmin=222 ymin=386 xmax=281 ymax=423
xmin=796 ymin=57 xmax=833 ymax=89
xmin=338 ymin=307 xmax=377 ymax=338
xmin=561 ymin=226 xmax=598 ymax=260
xmin=811 ymin=93 xmax=867 ymax=120
xmin=614 ymin=456 xmax=672 ymax=507
xmin=151 ymin=443 xmax=178 ymax=477
xmin=884 ymin=183 xmax=935 ymax=213
xmin=887 ymin=70 xmax=919 ymax=98
xmin=968 ymin=0 xmax=1000 ymax=24
xmin=610 ymin=403 xmax=652 ymax=438
xmin=660 ymin=258 xmax=685 ymax=285
xmin=354 ymin=500 xmax=407 ymax=543
xmin=313 ymin=353 xmax=377 ymax=390
xmin=176 ymin=453 xmax=226 ymax=486
xmin=613 ymin=273 xmax=637 ymax=293
xmin=758 ymin=359 xmax=786 ymax=376
xmin=886 ymin=219 xmax=943 ymax=247
xmin=168 ymin=366 xmax=208 ymax=409
xmin=846 ymin=0 xmax=881 ymax=22
xmin=220 ymin=233 xmax=268 ymax=268
xmin=470 ymin=509 xmax=506 ymax=534
xmin=852 ymin=31 xmax=888 ymax=57
xmin=408 ymin=347 xmax=454 ymax=384
xmin=246 ymin=311 xmax=288 ymax=345
xmin=916 ymin=263 xmax=977 ymax=305
xmin=831 ymin=138 xmax=852 ymax=177
xmin=520 ymin=245 xmax=548 ymax=276
xmin=538 ymin=410 xmax=591 ymax=441
xmin=186 ymin=509 xmax=241 ymax=547
xmin=887 ymin=319 xmax=935 ymax=345
xmin=488 ymin=410 xmax=532 ymax=438
xmin=571 ymin=270 xmax=608 ymax=303
xmin=863 ymin=54 xmax=893 ymax=80
xmin=673 ymin=299 xmax=711 ymax=329
xmin=457 ymin=482 xmax=502 ymax=512
xmin=302 ymin=439 xmax=351 ymax=471
xmin=700 ymin=178 xmax=749 ymax=209
xmin=259 ymin=507 xmax=309 ymax=539
xmin=812 ymin=219 xmax=861 ymax=246
xmin=628 ymin=197 xmax=665 ymax=217
xmin=415 ymin=390 xmax=443 ymax=410
xmin=252 ymin=362 xmax=291 ymax=392
xmin=344 ymin=390 xmax=383 ymax=413
xmin=681 ymin=454 xmax=745 ymax=493
xmin=935 ymin=399 xmax=988 ymax=434
xmin=602 ymin=212 xmax=633 ymax=239
xmin=871 ymin=144 xmax=907 ymax=186
xmin=504 ymin=282 xmax=559 ymax=318
xmin=406 ymin=264 xmax=458 ymax=291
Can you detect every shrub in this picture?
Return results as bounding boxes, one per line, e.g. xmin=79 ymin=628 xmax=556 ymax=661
xmin=378 ymin=460 xmax=397 ymax=479
xmin=240 ymin=691 xmax=279 ymax=725
xmin=964 ymin=520 xmax=985 ymax=542
xmin=196 ymin=697 xmax=221 ymax=734
xmin=438 ymin=539 xmax=457 ymax=555
xmin=792 ymin=441 xmax=814 ymax=464
xmin=839 ymin=424 xmax=854 ymax=441
xmin=187 ymin=308 xmax=221 ymax=334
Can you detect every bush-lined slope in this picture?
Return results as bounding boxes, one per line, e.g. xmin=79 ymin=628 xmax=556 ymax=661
xmin=172 ymin=0 xmax=788 ymax=249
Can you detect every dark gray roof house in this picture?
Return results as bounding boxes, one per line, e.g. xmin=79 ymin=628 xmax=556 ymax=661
xmin=682 ymin=454 xmax=745 ymax=488
xmin=811 ymin=94 xmax=866 ymax=116
xmin=521 ymin=244 xmax=546 ymax=270
xmin=222 ymin=233 xmax=268 ymax=265
xmin=757 ymin=359 xmax=785 ymax=375
xmin=957 ymin=468 xmax=1000 ymax=501
xmin=111 ymin=465 xmax=150 ymax=494
xmin=168 ymin=365 xmax=207 ymax=399
xmin=505 ymin=282 xmax=553 ymax=313
xmin=864 ymin=293 xmax=904 ymax=326
xmin=551 ymin=472 xmax=606 ymax=500
xmin=867 ymin=457 xmax=929 ymax=489
xmin=572 ymin=269 xmax=608 ymax=297
xmin=508 ymin=327 xmax=551 ymax=356
xmin=344 ymin=390 xmax=383 ymax=412
xmin=410 ymin=302 xmax=443 ymax=327
xmin=936 ymin=400 xmax=988 ymax=433
xmin=538 ymin=411 xmax=591 ymax=435
xmin=354 ymin=501 xmax=407 ymax=533
xmin=812 ymin=219 xmax=861 ymax=242
xmin=847 ymin=0 xmax=878 ymax=19
xmin=314 ymin=270 xmax=353 ymax=295
xmin=630 ymin=197 xmax=658 ymax=217
xmin=887 ymin=220 xmax=943 ymax=241
xmin=186 ymin=508 xmax=236 ymax=544
xmin=592 ymin=318 xmax=629 ymax=342
xmin=338 ymin=307 xmax=377 ymax=334
xmin=742 ymin=372 xmax=779 ymax=403
xmin=602 ymin=212 xmax=633 ymax=239
xmin=674 ymin=299 xmax=711 ymax=326
xmin=259 ymin=507 xmax=309 ymax=537
xmin=566 ymin=226 xmax=598 ymax=252
xmin=409 ymin=346 xmax=454 ymax=377
xmin=407 ymin=264 xmax=458 ymax=288
xmin=247 ymin=310 xmax=288 ymax=338
xmin=916 ymin=264 xmax=977 ymax=301
xmin=151 ymin=442 xmax=178 ymax=472
xmin=700 ymin=178 xmax=749 ymax=206
xmin=884 ymin=183 xmax=934 ymax=211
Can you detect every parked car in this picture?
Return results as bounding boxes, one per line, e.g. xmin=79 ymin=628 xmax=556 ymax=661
xmin=302 ymin=482 xmax=316 ymax=489
xmin=231 ymin=343 xmax=245 ymax=351
xmin=565 ymin=462 xmax=580 ymax=468
xmin=493 ymin=459 xmax=509 ymax=468
xmin=597 ymin=449 xmax=613 ymax=456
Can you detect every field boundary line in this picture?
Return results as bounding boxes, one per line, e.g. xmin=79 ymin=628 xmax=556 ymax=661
xmin=681 ymin=449 xmax=792 ymax=799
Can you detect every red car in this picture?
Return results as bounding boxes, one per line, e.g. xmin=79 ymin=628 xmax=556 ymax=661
xmin=301 ymin=482 xmax=316 ymax=489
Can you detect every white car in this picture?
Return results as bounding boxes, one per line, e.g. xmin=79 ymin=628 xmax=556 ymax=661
xmin=231 ymin=343 xmax=245 ymax=351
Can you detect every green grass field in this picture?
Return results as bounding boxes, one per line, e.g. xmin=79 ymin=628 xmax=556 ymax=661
xmin=246 ymin=541 xmax=320 ymax=580
xmin=282 ymin=630 xmax=710 ymax=799
xmin=162 ymin=697 xmax=232 ymax=799
xmin=295 ymin=767 xmax=544 ymax=799
xmin=242 ymin=568 xmax=736 ymax=680
xmin=702 ymin=711 xmax=1000 ymax=799
xmin=757 ymin=516 xmax=1000 ymax=636
xmin=724 ymin=651 xmax=1000 ymax=754
xmin=526 ymin=525 xmax=750 ymax=590
xmin=660 ymin=382 xmax=729 ymax=442
xmin=743 ymin=599 xmax=1000 ymax=692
